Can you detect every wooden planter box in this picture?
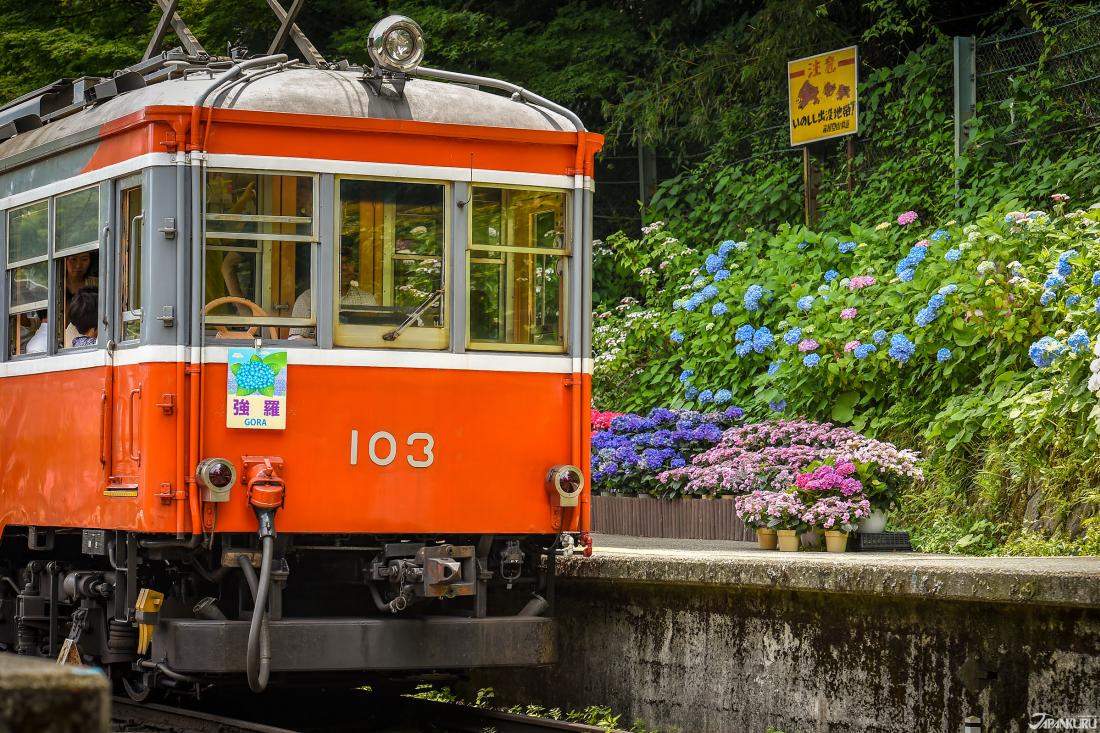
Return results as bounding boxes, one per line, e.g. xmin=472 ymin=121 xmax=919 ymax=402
xmin=590 ymin=495 xmax=755 ymax=541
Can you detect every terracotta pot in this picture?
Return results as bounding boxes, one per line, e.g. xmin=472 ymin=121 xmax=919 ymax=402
xmin=777 ymin=529 xmax=800 ymax=552
xmin=756 ymin=528 xmax=778 ymax=550
xmin=857 ymin=509 xmax=889 ymax=533
xmin=825 ymin=530 xmax=849 ymax=553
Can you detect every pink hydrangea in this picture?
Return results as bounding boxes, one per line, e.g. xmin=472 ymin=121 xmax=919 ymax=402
xmin=897 ymin=211 xmax=918 ymax=226
xmin=844 ymin=340 xmax=861 ymax=352
xmin=915 ymin=239 xmax=931 ymax=247
xmin=1052 ymin=193 xmax=1069 ymax=202
xmin=798 ymin=339 xmax=820 ymax=352
xmin=793 ymin=463 xmax=863 ymax=496
xmin=840 ymin=308 xmax=858 ymax=319
xmin=591 ymin=410 xmax=623 ymax=431
xmin=801 ymin=495 xmax=871 ymax=530
xmin=849 ymin=276 xmax=876 ymax=290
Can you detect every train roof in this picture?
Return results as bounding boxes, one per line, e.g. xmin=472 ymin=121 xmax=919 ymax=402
xmin=0 ymin=63 xmax=579 ymax=163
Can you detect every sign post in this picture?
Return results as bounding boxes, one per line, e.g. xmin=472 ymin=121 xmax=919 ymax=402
xmin=787 ymin=46 xmax=859 ymax=226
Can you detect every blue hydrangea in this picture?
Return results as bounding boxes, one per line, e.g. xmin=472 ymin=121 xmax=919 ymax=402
xmin=753 ymin=327 xmax=774 ymax=353
xmin=898 ymin=268 xmax=915 ymax=282
xmin=937 ymin=348 xmax=952 ymax=363
xmin=692 ymin=276 xmax=707 ymax=289
xmin=679 ymin=369 xmax=695 ymax=383
xmin=818 ymin=284 xmax=832 ymax=293
xmin=840 ymin=278 xmax=851 ymax=287
xmin=735 ymin=324 xmax=756 ymax=342
xmin=797 ymin=296 xmax=815 ymax=311
xmin=907 ymin=246 xmax=928 ymax=263
xmin=698 ymin=389 xmax=714 ymax=403
xmin=1055 ymin=259 xmax=1073 ymax=277
xmin=928 ymin=293 xmax=946 ymax=309
xmin=1029 ymin=336 xmax=1064 ymax=368
xmin=718 ymin=240 xmax=736 ymax=256
xmin=915 ymin=307 xmax=940 ymax=327
xmin=767 ymin=360 xmax=785 ymax=376
xmin=670 ymin=330 xmax=685 ymax=344
xmin=1068 ymin=328 xmax=1090 ymax=352
xmin=235 ymin=361 xmax=275 ymax=392
xmin=945 ymin=249 xmax=962 ymax=262
xmin=744 ymin=284 xmax=768 ymax=311
xmin=783 ymin=327 xmax=802 ymax=346
xmin=803 ymin=353 xmax=821 ymax=367
xmin=714 ymin=269 xmax=731 ymax=282
xmin=1092 ymin=271 xmax=1100 ymax=287
xmin=838 ymin=241 xmax=857 ymax=254
xmin=1096 ymin=295 xmax=1100 ymax=314
xmin=1040 ymin=290 xmax=1057 ymax=306
xmin=672 ymin=299 xmax=684 ymax=311
xmin=888 ymin=334 xmax=916 ymax=363
xmin=1045 ymin=273 xmax=1066 ymax=291
xmin=733 ymin=241 xmax=749 ymax=252
xmin=854 ymin=343 xmax=877 ymax=359
xmin=714 ymin=389 xmax=733 ymax=404
xmin=798 ymin=241 xmax=810 ymax=252
xmin=873 ymin=329 xmax=889 ymax=344
xmin=824 ymin=270 xmax=839 ymax=282
xmin=1067 ymin=294 xmax=1081 ymax=307
xmin=685 ymin=385 xmax=700 ymax=400
xmin=931 ymin=230 xmax=950 ymax=241
xmin=939 ymin=284 xmax=958 ymax=295
xmin=681 ymin=296 xmax=698 ymax=312
xmin=735 ymin=343 xmax=753 ymax=357
xmin=701 ymin=284 xmax=719 ymax=300
xmin=769 ymin=399 xmax=787 ymax=412
xmin=711 ymin=302 xmax=728 ymax=316
xmin=705 ymin=254 xmax=724 ymax=273
xmin=895 ymin=259 xmax=915 ymax=276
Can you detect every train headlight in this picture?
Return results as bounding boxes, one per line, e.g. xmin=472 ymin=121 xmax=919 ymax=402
xmin=196 ymin=458 xmax=237 ymax=503
xmin=545 ymin=464 xmax=584 ymax=507
xmin=368 ymin=15 xmax=425 ymax=73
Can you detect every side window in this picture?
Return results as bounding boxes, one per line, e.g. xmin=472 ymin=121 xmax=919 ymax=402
xmin=203 ymin=171 xmax=316 ymax=341
xmin=467 ymin=187 xmax=567 ymax=352
xmin=7 ymin=201 xmax=49 ymax=356
xmin=332 ymin=178 xmax=447 ymax=349
xmin=55 ymin=187 xmax=101 ymax=349
xmin=119 ymin=185 xmax=142 ymax=342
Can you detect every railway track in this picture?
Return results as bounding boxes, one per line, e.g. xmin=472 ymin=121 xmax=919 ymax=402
xmin=110 ymin=695 xmax=629 ymax=733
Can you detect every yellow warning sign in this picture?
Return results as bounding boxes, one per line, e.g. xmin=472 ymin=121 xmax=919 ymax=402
xmin=787 ymin=46 xmax=859 ymax=146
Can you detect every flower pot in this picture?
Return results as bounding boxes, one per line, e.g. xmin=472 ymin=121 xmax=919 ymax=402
xmin=825 ymin=530 xmax=848 ymax=553
xmin=800 ymin=529 xmax=820 ymax=549
xmin=636 ymin=493 xmax=652 ymax=500
xmin=701 ymin=494 xmax=715 ymax=500
xmin=777 ymin=529 xmax=800 ymax=552
xmin=857 ymin=509 xmax=889 ymax=533
xmin=720 ymin=494 xmax=736 ymax=500
xmin=756 ymin=528 xmax=778 ymax=550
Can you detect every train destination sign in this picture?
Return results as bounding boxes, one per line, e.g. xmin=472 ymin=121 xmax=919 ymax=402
xmin=787 ymin=45 xmax=859 ymax=146
xmin=227 ymin=349 xmax=288 ymax=429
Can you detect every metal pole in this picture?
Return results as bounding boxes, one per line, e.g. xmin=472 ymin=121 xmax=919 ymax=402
xmin=953 ymin=36 xmax=977 ymax=160
xmin=964 ymin=715 xmax=982 ymax=733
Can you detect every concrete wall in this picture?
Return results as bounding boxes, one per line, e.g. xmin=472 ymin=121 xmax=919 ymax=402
xmin=468 ymin=552 xmax=1100 ymax=733
xmin=0 ymin=655 xmax=110 ymax=733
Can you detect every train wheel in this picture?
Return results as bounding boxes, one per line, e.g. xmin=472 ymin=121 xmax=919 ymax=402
xmin=122 ymin=675 xmax=154 ymax=702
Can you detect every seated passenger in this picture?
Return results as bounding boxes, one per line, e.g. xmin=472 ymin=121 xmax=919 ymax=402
xmin=25 ymin=310 xmax=48 ymax=354
xmin=289 ymin=247 xmax=376 ymax=340
xmin=68 ymin=286 xmax=98 ymax=348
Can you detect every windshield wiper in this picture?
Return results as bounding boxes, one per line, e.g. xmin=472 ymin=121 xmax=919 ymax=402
xmin=383 ymin=289 xmax=445 ymax=341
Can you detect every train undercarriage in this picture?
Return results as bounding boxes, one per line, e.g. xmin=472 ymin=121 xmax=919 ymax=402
xmin=0 ymin=525 xmax=563 ymax=699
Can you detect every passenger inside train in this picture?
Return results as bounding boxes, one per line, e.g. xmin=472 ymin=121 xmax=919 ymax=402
xmin=67 ymin=286 xmax=98 ymax=348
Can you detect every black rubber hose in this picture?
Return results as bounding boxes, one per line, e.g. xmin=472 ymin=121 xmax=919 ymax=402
xmin=238 ymin=538 xmax=273 ymax=692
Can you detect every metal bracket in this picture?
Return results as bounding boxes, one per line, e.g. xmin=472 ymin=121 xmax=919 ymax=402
xmin=156 ymin=394 xmax=175 ymax=415
xmin=158 ymin=217 xmax=176 ymax=239
xmin=363 ymin=66 xmax=408 ymax=98
xmin=157 ymin=306 xmax=175 ymax=327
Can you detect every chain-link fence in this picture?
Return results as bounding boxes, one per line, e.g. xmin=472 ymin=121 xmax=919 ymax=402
xmin=976 ymin=9 xmax=1100 ymax=138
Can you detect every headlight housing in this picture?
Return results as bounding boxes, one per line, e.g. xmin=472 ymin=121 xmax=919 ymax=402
xmin=196 ymin=458 xmax=237 ymax=503
xmin=367 ymin=15 xmax=425 ymax=73
xmin=545 ymin=464 xmax=585 ymax=507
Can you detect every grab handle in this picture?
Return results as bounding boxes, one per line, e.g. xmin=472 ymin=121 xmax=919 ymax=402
xmin=129 ymin=213 xmax=144 ymax=315
xmin=128 ymin=384 xmax=142 ymax=464
xmin=100 ymin=393 xmax=108 ymax=465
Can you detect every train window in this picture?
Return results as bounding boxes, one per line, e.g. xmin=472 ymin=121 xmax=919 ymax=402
xmin=119 ymin=186 xmax=143 ymax=342
xmin=204 ymin=171 xmax=316 ymax=340
xmin=332 ymin=178 xmax=447 ymax=349
xmin=55 ymin=187 xmax=99 ymax=252
xmin=7 ymin=201 xmax=50 ymax=356
xmin=466 ymin=187 xmax=567 ymax=352
xmin=55 ymin=187 xmax=101 ymax=349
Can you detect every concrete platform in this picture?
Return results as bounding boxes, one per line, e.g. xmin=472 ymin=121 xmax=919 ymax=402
xmin=0 ymin=655 xmax=110 ymax=733
xmin=584 ymin=533 xmax=1100 ymax=608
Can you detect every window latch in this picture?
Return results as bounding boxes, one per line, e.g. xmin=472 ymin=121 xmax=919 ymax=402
xmin=158 ymin=217 xmax=176 ymax=240
xmin=157 ymin=306 xmax=175 ymax=327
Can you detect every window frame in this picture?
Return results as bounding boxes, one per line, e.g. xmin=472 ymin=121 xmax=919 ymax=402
xmin=464 ymin=184 xmax=570 ymax=354
xmin=331 ymin=174 xmax=451 ymax=351
xmin=202 ymin=168 xmax=321 ymax=335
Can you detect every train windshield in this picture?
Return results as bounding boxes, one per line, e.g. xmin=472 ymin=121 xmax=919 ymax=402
xmin=203 ymin=171 xmax=317 ymax=341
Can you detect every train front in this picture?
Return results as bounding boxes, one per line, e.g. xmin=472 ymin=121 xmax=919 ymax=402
xmin=146 ymin=18 xmax=599 ymax=694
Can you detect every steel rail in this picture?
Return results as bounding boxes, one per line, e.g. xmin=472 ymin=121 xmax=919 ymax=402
xmin=110 ymin=698 xmax=301 ymax=733
xmin=398 ymin=697 xmax=632 ymax=733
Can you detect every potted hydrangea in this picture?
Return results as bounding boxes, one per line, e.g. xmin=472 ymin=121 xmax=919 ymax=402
xmin=734 ymin=491 xmax=807 ymax=551
xmin=793 ymin=461 xmax=871 ymax=552
xmin=734 ymin=491 xmax=777 ymax=549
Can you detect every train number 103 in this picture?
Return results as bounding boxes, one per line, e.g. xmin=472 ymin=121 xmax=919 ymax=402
xmin=350 ymin=430 xmax=435 ymax=468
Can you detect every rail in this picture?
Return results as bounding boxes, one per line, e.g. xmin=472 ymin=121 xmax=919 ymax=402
xmin=111 ymin=696 xmax=631 ymax=733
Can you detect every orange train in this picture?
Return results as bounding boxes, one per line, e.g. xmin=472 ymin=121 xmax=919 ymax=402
xmin=0 ymin=12 xmax=599 ymax=697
